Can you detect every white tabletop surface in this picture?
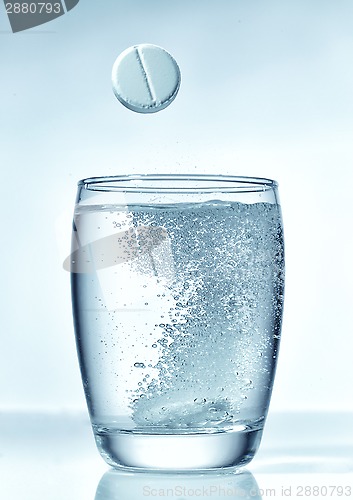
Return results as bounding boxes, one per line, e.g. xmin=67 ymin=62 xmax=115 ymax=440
xmin=1 ymin=411 xmax=352 ymax=500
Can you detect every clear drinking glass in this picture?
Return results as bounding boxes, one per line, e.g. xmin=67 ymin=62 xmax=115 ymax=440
xmin=70 ymin=174 xmax=285 ymax=471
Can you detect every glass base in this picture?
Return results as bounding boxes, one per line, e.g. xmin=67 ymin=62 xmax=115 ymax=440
xmin=94 ymin=427 xmax=263 ymax=471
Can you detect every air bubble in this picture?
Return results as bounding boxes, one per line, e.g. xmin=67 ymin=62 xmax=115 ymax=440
xmin=109 ymin=200 xmax=285 ymax=428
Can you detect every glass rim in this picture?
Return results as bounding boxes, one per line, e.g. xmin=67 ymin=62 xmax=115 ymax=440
xmin=78 ymin=174 xmax=278 ymax=193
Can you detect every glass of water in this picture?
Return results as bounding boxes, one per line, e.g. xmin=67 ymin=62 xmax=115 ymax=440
xmin=71 ymin=174 xmax=285 ymax=471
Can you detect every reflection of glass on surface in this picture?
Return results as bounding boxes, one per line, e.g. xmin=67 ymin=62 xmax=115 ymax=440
xmin=95 ymin=468 xmax=262 ymax=500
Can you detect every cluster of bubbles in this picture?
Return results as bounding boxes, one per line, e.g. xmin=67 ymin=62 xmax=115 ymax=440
xmin=127 ymin=201 xmax=284 ymax=430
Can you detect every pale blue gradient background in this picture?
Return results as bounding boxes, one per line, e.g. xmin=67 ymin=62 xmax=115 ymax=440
xmin=1 ymin=0 xmax=352 ymax=412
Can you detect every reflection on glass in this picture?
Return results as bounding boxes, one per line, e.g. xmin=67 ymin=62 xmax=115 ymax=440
xmin=95 ymin=468 xmax=262 ymax=500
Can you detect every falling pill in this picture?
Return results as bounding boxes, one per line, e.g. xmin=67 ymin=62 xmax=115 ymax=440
xmin=112 ymin=44 xmax=181 ymax=114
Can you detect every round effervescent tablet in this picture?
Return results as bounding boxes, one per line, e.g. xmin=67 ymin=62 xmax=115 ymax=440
xmin=112 ymin=44 xmax=181 ymax=114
